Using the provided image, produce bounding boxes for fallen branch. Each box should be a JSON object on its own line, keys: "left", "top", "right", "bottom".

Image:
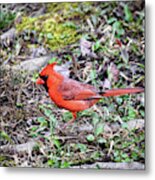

{"left": 12, "top": 55, "right": 52, "bottom": 72}
{"left": 2, "top": 55, "right": 70, "bottom": 77}
{"left": 78, "top": 119, "right": 144, "bottom": 133}
{"left": 72, "top": 162, "right": 145, "bottom": 170}
{"left": 0, "top": 141, "right": 37, "bottom": 155}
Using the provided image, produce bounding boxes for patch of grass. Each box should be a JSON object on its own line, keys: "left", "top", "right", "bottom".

{"left": 0, "top": 9, "right": 16, "bottom": 30}
{"left": 112, "top": 129, "right": 145, "bottom": 162}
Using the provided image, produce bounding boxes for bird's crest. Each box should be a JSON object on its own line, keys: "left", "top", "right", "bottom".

{"left": 39, "top": 62, "right": 57, "bottom": 76}
{"left": 48, "top": 62, "right": 57, "bottom": 69}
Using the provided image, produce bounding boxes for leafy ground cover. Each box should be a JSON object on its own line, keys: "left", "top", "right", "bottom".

{"left": 0, "top": 1, "right": 145, "bottom": 169}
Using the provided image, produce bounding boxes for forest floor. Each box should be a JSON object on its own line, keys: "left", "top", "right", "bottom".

{"left": 0, "top": 2, "right": 145, "bottom": 169}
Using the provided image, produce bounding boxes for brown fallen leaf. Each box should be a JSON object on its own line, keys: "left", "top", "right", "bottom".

{"left": 80, "top": 38, "right": 98, "bottom": 58}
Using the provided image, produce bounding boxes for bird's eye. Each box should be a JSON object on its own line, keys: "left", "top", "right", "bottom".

{"left": 39, "top": 75, "right": 48, "bottom": 82}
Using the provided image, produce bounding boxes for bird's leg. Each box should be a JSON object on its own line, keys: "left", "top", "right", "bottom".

{"left": 63, "top": 112, "right": 77, "bottom": 129}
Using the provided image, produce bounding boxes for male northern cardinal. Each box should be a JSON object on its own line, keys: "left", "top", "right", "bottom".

{"left": 36, "top": 62, "right": 144, "bottom": 126}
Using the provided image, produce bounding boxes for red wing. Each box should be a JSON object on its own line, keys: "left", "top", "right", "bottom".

{"left": 58, "top": 78, "right": 99, "bottom": 100}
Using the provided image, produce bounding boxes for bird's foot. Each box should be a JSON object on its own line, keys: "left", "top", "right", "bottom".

{"left": 62, "top": 112, "right": 77, "bottom": 129}
{"left": 62, "top": 118, "right": 76, "bottom": 129}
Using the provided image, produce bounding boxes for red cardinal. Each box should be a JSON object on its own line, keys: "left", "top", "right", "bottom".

{"left": 36, "top": 62, "right": 144, "bottom": 126}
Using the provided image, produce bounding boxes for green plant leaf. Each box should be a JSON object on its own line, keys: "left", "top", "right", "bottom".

{"left": 92, "top": 112, "right": 100, "bottom": 126}
{"left": 97, "top": 137, "right": 107, "bottom": 144}
{"left": 60, "top": 161, "right": 70, "bottom": 168}
{"left": 124, "top": 5, "right": 133, "bottom": 22}
{"left": 91, "top": 151, "right": 100, "bottom": 159}
{"left": 37, "top": 117, "right": 48, "bottom": 127}
{"left": 113, "top": 21, "right": 124, "bottom": 37}
{"left": 53, "top": 139, "right": 61, "bottom": 149}
{"left": 44, "top": 109, "right": 52, "bottom": 117}
{"left": 128, "top": 107, "right": 136, "bottom": 119}
{"left": 63, "top": 112, "right": 73, "bottom": 122}
{"left": 95, "top": 124, "right": 104, "bottom": 137}
{"left": 49, "top": 114, "right": 57, "bottom": 135}
{"left": 75, "top": 143, "right": 87, "bottom": 152}
{"left": 92, "top": 41, "right": 101, "bottom": 52}
{"left": 86, "top": 134, "right": 95, "bottom": 142}
{"left": 107, "top": 17, "right": 117, "bottom": 24}
{"left": 0, "top": 131, "right": 12, "bottom": 142}
{"left": 122, "top": 122, "right": 128, "bottom": 129}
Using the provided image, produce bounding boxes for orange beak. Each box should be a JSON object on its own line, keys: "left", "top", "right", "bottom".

{"left": 36, "top": 77, "right": 45, "bottom": 85}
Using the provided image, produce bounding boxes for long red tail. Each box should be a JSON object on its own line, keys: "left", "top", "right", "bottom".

{"left": 102, "top": 88, "right": 144, "bottom": 97}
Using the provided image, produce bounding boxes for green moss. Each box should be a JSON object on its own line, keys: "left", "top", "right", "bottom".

{"left": 46, "top": 2, "right": 94, "bottom": 19}
{"left": 16, "top": 14, "right": 80, "bottom": 50}
{"left": 15, "top": 2, "right": 96, "bottom": 50}
{"left": 46, "top": 2, "right": 79, "bottom": 15}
